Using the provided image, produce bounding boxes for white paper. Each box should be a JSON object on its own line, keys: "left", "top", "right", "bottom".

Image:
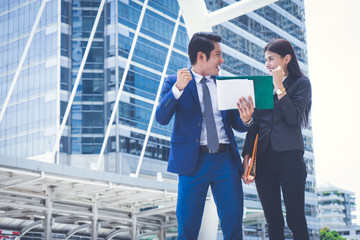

{"left": 216, "top": 79, "right": 255, "bottom": 110}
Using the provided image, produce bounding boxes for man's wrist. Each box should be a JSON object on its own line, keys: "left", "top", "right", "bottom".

{"left": 175, "top": 83, "right": 183, "bottom": 91}
{"left": 242, "top": 117, "right": 253, "bottom": 127}
{"left": 172, "top": 84, "right": 183, "bottom": 99}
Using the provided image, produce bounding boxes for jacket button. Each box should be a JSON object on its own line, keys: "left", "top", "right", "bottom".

{"left": 198, "top": 123, "right": 201, "bottom": 127}
{"left": 196, "top": 139, "right": 199, "bottom": 143}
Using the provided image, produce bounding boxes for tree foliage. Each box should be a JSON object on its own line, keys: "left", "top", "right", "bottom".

{"left": 320, "top": 227, "right": 346, "bottom": 240}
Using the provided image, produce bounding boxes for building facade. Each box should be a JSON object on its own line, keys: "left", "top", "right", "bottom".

{"left": 318, "top": 185, "right": 360, "bottom": 240}
{"left": 0, "top": 0, "right": 318, "bottom": 238}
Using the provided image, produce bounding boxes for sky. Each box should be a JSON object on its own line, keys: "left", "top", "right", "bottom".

{"left": 304, "top": 0, "right": 360, "bottom": 224}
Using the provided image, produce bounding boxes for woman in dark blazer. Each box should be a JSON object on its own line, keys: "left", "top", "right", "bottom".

{"left": 241, "top": 39, "right": 311, "bottom": 240}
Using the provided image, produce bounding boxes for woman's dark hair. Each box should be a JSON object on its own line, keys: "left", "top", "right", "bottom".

{"left": 188, "top": 32, "right": 222, "bottom": 65}
{"left": 265, "top": 39, "right": 311, "bottom": 127}
{"left": 264, "top": 39, "right": 303, "bottom": 78}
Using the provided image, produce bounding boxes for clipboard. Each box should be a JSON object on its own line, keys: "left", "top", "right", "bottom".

{"left": 216, "top": 76, "right": 274, "bottom": 109}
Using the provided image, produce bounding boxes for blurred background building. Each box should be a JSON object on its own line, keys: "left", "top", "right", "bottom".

{"left": 318, "top": 185, "right": 360, "bottom": 240}
{"left": 0, "top": 0, "right": 318, "bottom": 239}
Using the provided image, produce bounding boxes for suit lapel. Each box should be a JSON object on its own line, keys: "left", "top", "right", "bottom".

{"left": 188, "top": 78, "right": 201, "bottom": 111}
{"left": 188, "top": 68, "right": 201, "bottom": 111}
{"left": 283, "top": 75, "right": 295, "bottom": 89}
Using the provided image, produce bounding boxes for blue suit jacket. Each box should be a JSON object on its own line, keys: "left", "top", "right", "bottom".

{"left": 156, "top": 71, "right": 250, "bottom": 176}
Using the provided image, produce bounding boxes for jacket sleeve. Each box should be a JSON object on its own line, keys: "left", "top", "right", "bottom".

{"left": 229, "top": 109, "right": 250, "bottom": 132}
{"left": 156, "top": 76, "right": 179, "bottom": 125}
{"left": 278, "top": 77, "right": 311, "bottom": 126}
{"left": 242, "top": 109, "right": 259, "bottom": 158}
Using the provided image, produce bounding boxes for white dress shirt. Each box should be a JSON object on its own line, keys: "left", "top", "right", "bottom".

{"left": 172, "top": 69, "right": 230, "bottom": 145}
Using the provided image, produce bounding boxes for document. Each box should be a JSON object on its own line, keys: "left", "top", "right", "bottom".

{"left": 216, "top": 76, "right": 274, "bottom": 110}
{"left": 217, "top": 79, "right": 255, "bottom": 110}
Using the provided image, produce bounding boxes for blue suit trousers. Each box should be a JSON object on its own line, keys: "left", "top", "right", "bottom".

{"left": 177, "top": 149, "right": 243, "bottom": 240}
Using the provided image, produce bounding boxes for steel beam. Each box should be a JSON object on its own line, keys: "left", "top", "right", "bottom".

{"left": 177, "top": 0, "right": 279, "bottom": 38}
{"left": 131, "top": 206, "right": 137, "bottom": 240}
{"left": 207, "top": 0, "right": 279, "bottom": 27}
{"left": 176, "top": 0, "right": 211, "bottom": 37}
{"left": 65, "top": 224, "right": 90, "bottom": 240}
{"left": 52, "top": 0, "right": 107, "bottom": 163}
{"left": 91, "top": 195, "right": 99, "bottom": 240}
{"left": 0, "top": 172, "right": 44, "bottom": 190}
{"left": 133, "top": 8, "right": 182, "bottom": 178}
{"left": 95, "top": 0, "right": 150, "bottom": 170}
{"left": 16, "top": 220, "right": 43, "bottom": 240}
{"left": 105, "top": 228, "right": 129, "bottom": 240}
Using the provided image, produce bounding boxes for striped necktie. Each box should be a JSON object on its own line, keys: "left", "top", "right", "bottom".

{"left": 201, "top": 77, "right": 219, "bottom": 152}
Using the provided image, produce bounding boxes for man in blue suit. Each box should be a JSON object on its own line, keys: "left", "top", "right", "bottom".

{"left": 156, "top": 32, "right": 254, "bottom": 239}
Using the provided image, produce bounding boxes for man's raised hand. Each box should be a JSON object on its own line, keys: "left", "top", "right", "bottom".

{"left": 176, "top": 68, "right": 192, "bottom": 91}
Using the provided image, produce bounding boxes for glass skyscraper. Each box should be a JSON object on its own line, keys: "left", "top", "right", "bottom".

{"left": 0, "top": 0, "right": 318, "bottom": 238}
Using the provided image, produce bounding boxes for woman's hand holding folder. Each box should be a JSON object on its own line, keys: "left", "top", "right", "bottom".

{"left": 241, "top": 134, "right": 258, "bottom": 184}
{"left": 242, "top": 154, "right": 255, "bottom": 184}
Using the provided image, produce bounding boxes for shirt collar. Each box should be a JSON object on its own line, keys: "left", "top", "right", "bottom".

{"left": 191, "top": 69, "right": 214, "bottom": 84}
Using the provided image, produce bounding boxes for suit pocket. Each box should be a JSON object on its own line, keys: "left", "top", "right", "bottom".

{"left": 171, "top": 134, "right": 186, "bottom": 144}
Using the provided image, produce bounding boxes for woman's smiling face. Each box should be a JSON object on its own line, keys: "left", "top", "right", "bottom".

{"left": 265, "top": 50, "right": 288, "bottom": 74}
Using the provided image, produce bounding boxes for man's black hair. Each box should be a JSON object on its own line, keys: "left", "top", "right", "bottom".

{"left": 188, "top": 32, "right": 222, "bottom": 65}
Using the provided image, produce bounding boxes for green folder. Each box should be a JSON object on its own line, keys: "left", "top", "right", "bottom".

{"left": 216, "top": 76, "right": 274, "bottom": 109}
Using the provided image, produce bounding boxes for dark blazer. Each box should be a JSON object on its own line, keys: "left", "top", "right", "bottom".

{"left": 156, "top": 71, "right": 250, "bottom": 175}
{"left": 242, "top": 75, "right": 311, "bottom": 157}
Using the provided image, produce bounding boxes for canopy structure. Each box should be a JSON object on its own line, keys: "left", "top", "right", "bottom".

{"left": 0, "top": 156, "right": 178, "bottom": 239}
